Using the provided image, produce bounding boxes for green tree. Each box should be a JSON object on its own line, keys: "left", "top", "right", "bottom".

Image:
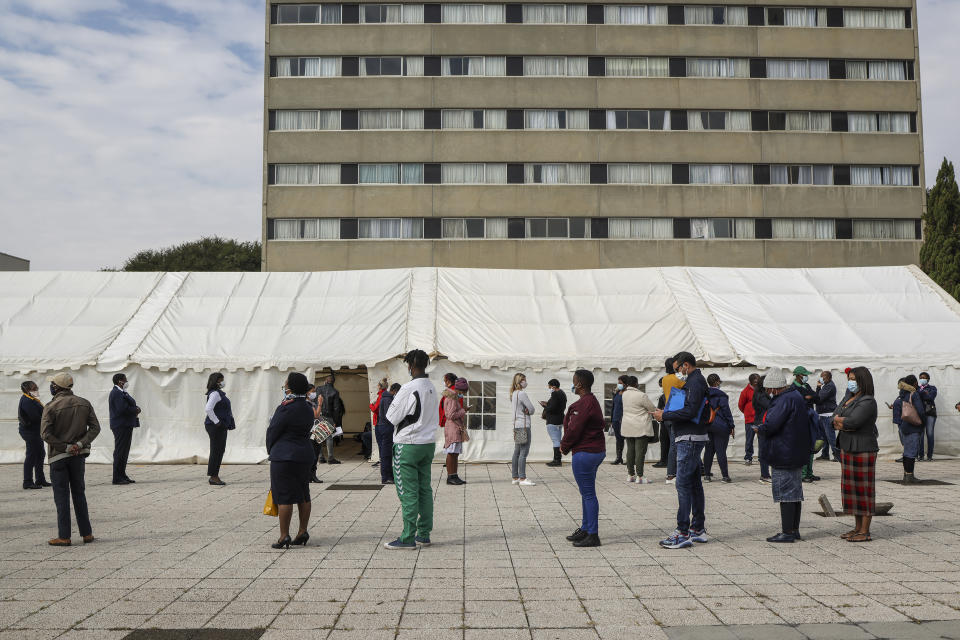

{"left": 920, "top": 159, "right": 960, "bottom": 300}
{"left": 108, "top": 237, "right": 262, "bottom": 272}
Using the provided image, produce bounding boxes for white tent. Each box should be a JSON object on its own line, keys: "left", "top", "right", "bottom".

{"left": 2, "top": 266, "right": 959, "bottom": 465}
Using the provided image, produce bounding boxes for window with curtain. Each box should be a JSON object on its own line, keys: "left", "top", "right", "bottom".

{"left": 321, "top": 4, "right": 342, "bottom": 23}
{"left": 359, "top": 109, "right": 402, "bottom": 129}
{"left": 783, "top": 7, "right": 820, "bottom": 27}
{"left": 608, "top": 164, "right": 651, "bottom": 184}
{"left": 485, "top": 110, "right": 507, "bottom": 129}
{"left": 485, "top": 218, "right": 508, "bottom": 238}
{"left": 525, "top": 164, "right": 566, "bottom": 184}
{"left": 274, "top": 110, "right": 318, "bottom": 130}
{"left": 360, "top": 4, "right": 402, "bottom": 23}
{"left": 360, "top": 56, "right": 402, "bottom": 76}
{"left": 606, "top": 57, "right": 648, "bottom": 77}
{"left": 282, "top": 218, "right": 338, "bottom": 240}
{"left": 403, "top": 109, "right": 424, "bottom": 129}
{"left": 566, "top": 110, "right": 589, "bottom": 130}
{"left": 441, "top": 4, "right": 504, "bottom": 23}
{"left": 405, "top": 57, "right": 424, "bottom": 77}
{"left": 443, "top": 109, "right": 485, "bottom": 129}
{"left": 484, "top": 56, "right": 506, "bottom": 76}
{"left": 566, "top": 4, "right": 587, "bottom": 23}
{"left": 608, "top": 218, "right": 673, "bottom": 239}
{"left": 604, "top": 5, "right": 668, "bottom": 25}
{"left": 358, "top": 218, "right": 424, "bottom": 239}
{"left": 684, "top": 6, "right": 714, "bottom": 25}
{"left": 358, "top": 163, "right": 400, "bottom": 183}
{"left": 770, "top": 165, "right": 813, "bottom": 185}
{"left": 275, "top": 164, "right": 320, "bottom": 185}
{"left": 650, "top": 110, "right": 671, "bottom": 130}
{"left": 884, "top": 9, "right": 906, "bottom": 29}
{"left": 274, "top": 57, "right": 341, "bottom": 77}
{"left": 845, "top": 8, "right": 904, "bottom": 29}
{"left": 403, "top": 4, "right": 424, "bottom": 22}
{"left": 442, "top": 56, "right": 485, "bottom": 76}
{"left": 884, "top": 166, "right": 913, "bottom": 186}
{"left": 273, "top": 219, "right": 302, "bottom": 239}
{"left": 767, "top": 59, "right": 826, "bottom": 79}
{"left": 524, "top": 56, "right": 567, "bottom": 76}
{"left": 846, "top": 60, "right": 868, "bottom": 80}
{"left": 813, "top": 165, "right": 833, "bottom": 185}
{"left": 485, "top": 164, "right": 508, "bottom": 183}
{"left": 852, "top": 219, "right": 914, "bottom": 239}
{"left": 442, "top": 163, "right": 486, "bottom": 184}
{"left": 442, "top": 218, "right": 486, "bottom": 239}
{"left": 686, "top": 58, "right": 749, "bottom": 78}
{"left": 848, "top": 112, "right": 878, "bottom": 133}
{"left": 691, "top": 218, "right": 747, "bottom": 239}
{"left": 526, "top": 218, "right": 570, "bottom": 238}
{"left": 525, "top": 110, "right": 565, "bottom": 129}
{"left": 810, "top": 112, "right": 831, "bottom": 131}
{"left": 851, "top": 166, "right": 882, "bottom": 186}
{"left": 401, "top": 163, "right": 424, "bottom": 184}
{"left": 523, "top": 4, "right": 566, "bottom": 23}
{"left": 772, "top": 219, "right": 835, "bottom": 239}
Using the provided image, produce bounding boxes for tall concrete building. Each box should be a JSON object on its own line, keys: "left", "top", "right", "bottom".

{"left": 262, "top": 1, "right": 924, "bottom": 271}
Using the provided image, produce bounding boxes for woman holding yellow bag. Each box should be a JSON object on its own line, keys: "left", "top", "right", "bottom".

{"left": 266, "top": 372, "right": 315, "bottom": 549}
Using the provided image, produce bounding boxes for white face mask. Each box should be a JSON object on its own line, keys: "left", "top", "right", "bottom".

{"left": 218, "top": 382, "right": 225, "bottom": 390}
{"left": 520, "top": 380, "right": 527, "bottom": 389}
{"left": 308, "top": 391, "right": 317, "bottom": 400}
{"left": 122, "top": 382, "right": 130, "bottom": 390}
{"left": 676, "top": 370, "right": 687, "bottom": 382}
{"left": 919, "top": 379, "right": 929, "bottom": 386}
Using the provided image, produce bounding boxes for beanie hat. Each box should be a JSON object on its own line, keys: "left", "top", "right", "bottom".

{"left": 763, "top": 368, "right": 788, "bottom": 389}
{"left": 454, "top": 377, "right": 469, "bottom": 391}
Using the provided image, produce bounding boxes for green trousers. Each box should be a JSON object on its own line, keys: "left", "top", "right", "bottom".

{"left": 625, "top": 437, "right": 648, "bottom": 477}
{"left": 801, "top": 453, "right": 815, "bottom": 479}
{"left": 393, "top": 442, "right": 435, "bottom": 544}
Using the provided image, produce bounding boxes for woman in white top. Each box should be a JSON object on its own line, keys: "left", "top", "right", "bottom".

{"left": 620, "top": 376, "right": 657, "bottom": 484}
{"left": 510, "top": 373, "right": 537, "bottom": 486}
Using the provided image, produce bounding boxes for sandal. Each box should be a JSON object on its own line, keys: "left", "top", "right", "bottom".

{"left": 840, "top": 529, "right": 859, "bottom": 539}
{"left": 846, "top": 532, "right": 872, "bottom": 542}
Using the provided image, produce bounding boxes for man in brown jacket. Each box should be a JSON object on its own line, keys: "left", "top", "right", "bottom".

{"left": 40, "top": 372, "right": 101, "bottom": 546}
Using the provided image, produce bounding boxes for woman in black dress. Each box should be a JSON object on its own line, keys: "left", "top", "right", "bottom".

{"left": 266, "top": 372, "right": 315, "bottom": 549}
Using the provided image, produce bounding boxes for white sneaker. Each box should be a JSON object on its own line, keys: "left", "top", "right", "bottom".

{"left": 665, "top": 477, "right": 676, "bottom": 484}
{"left": 519, "top": 479, "right": 536, "bottom": 486}
{"left": 637, "top": 477, "right": 651, "bottom": 484}
{"left": 627, "top": 476, "right": 636, "bottom": 484}
{"left": 512, "top": 479, "right": 520, "bottom": 485}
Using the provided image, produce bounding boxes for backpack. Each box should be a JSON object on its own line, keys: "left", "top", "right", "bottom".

{"left": 806, "top": 407, "right": 825, "bottom": 454}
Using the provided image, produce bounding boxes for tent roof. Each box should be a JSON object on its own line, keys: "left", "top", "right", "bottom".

{"left": 1, "top": 265, "right": 959, "bottom": 373}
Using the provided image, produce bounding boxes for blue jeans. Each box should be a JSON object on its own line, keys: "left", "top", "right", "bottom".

{"left": 819, "top": 415, "right": 839, "bottom": 459}
{"left": 572, "top": 451, "right": 605, "bottom": 534}
{"left": 744, "top": 424, "right": 756, "bottom": 461}
{"left": 918, "top": 416, "right": 936, "bottom": 459}
{"left": 675, "top": 440, "right": 706, "bottom": 534}
{"left": 546, "top": 424, "right": 563, "bottom": 448}
{"left": 666, "top": 424, "right": 677, "bottom": 477}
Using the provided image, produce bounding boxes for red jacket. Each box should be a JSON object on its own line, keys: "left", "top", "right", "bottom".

{"left": 369, "top": 388, "right": 384, "bottom": 427}
{"left": 438, "top": 384, "right": 460, "bottom": 426}
{"left": 738, "top": 385, "right": 756, "bottom": 425}
{"left": 560, "top": 394, "right": 606, "bottom": 455}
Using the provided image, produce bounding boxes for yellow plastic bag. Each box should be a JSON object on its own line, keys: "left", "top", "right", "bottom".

{"left": 263, "top": 490, "right": 278, "bottom": 517}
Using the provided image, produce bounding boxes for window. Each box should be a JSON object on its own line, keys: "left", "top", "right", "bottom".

{"left": 852, "top": 220, "right": 916, "bottom": 239}
{"left": 467, "top": 381, "right": 497, "bottom": 430}
{"left": 271, "top": 164, "right": 339, "bottom": 185}
{"left": 768, "top": 7, "right": 827, "bottom": 27}
{"left": 525, "top": 109, "right": 578, "bottom": 129}
{"left": 442, "top": 218, "right": 485, "bottom": 238}
{"left": 522, "top": 4, "right": 565, "bottom": 23}
{"left": 524, "top": 56, "right": 587, "bottom": 77}
{"left": 604, "top": 5, "right": 668, "bottom": 25}
{"left": 686, "top": 110, "right": 751, "bottom": 131}
{"left": 848, "top": 112, "right": 912, "bottom": 133}
{"left": 683, "top": 6, "right": 747, "bottom": 26}
{"left": 272, "top": 110, "right": 340, "bottom": 130}
{"left": 526, "top": 218, "right": 570, "bottom": 238}
{"left": 359, "top": 109, "right": 403, "bottom": 129}
{"left": 608, "top": 218, "right": 673, "bottom": 239}
{"left": 441, "top": 56, "right": 503, "bottom": 76}
{"left": 689, "top": 164, "right": 752, "bottom": 184}
{"left": 844, "top": 8, "right": 907, "bottom": 29}
{"left": 361, "top": 4, "right": 402, "bottom": 23}
{"left": 524, "top": 164, "right": 589, "bottom": 184}
{"left": 768, "top": 111, "right": 830, "bottom": 132}
{"left": 441, "top": 163, "right": 507, "bottom": 184}
{"left": 690, "top": 218, "right": 754, "bottom": 239}
{"left": 442, "top": 4, "right": 505, "bottom": 23}
{"left": 771, "top": 219, "right": 836, "bottom": 239}
{"left": 851, "top": 166, "right": 913, "bottom": 186}
{"left": 360, "top": 56, "right": 403, "bottom": 76}
{"left": 443, "top": 109, "right": 485, "bottom": 129}
{"left": 766, "top": 59, "right": 828, "bottom": 79}
{"left": 274, "top": 4, "right": 342, "bottom": 24}
{"left": 686, "top": 58, "right": 749, "bottom": 78}
{"left": 358, "top": 218, "right": 424, "bottom": 239}
{"left": 607, "top": 164, "right": 672, "bottom": 184}
{"left": 272, "top": 218, "right": 340, "bottom": 240}
{"left": 606, "top": 57, "right": 669, "bottom": 77}
{"left": 273, "top": 57, "right": 340, "bottom": 77}
{"left": 846, "top": 60, "right": 908, "bottom": 80}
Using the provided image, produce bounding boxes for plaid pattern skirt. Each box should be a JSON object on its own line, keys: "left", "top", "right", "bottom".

{"left": 840, "top": 451, "right": 877, "bottom": 515}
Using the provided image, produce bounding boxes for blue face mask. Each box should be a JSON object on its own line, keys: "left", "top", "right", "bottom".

{"left": 571, "top": 385, "right": 577, "bottom": 394}
{"left": 616, "top": 383, "right": 624, "bottom": 391}
{"left": 847, "top": 380, "right": 858, "bottom": 394}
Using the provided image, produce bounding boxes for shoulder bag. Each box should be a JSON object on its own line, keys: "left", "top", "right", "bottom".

{"left": 513, "top": 393, "right": 529, "bottom": 444}
{"left": 900, "top": 393, "right": 922, "bottom": 427}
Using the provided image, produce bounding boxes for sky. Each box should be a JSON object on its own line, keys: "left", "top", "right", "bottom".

{"left": 0, "top": 0, "right": 956, "bottom": 271}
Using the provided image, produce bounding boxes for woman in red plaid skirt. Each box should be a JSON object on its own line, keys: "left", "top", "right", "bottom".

{"left": 833, "top": 367, "right": 879, "bottom": 542}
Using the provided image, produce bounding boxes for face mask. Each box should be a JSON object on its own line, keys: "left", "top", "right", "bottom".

{"left": 308, "top": 392, "right": 317, "bottom": 400}
{"left": 218, "top": 382, "right": 225, "bottom": 390}
{"left": 676, "top": 372, "right": 687, "bottom": 382}
{"left": 520, "top": 380, "right": 527, "bottom": 389}
{"left": 571, "top": 385, "right": 577, "bottom": 394}
{"left": 50, "top": 384, "right": 58, "bottom": 396}
{"left": 920, "top": 379, "right": 929, "bottom": 386}
{"left": 29, "top": 389, "right": 39, "bottom": 398}
{"left": 801, "top": 375, "right": 809, "bottom": 383}
{"left": 847, "top": 380, "right": 858, "bottom": 394}
{"left": 616, "top": 383, "right": 624, "bottom": 391}
{"left": 817, "top": 377, "right": 824, "bottom": 386}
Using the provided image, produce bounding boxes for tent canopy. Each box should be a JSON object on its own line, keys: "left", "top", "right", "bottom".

{"left": 2, "top": 265, "right": 960, "bottom": 374}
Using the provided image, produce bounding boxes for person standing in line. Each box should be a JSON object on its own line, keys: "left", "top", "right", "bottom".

{"left": 510, "top": 373, "right": 537, "bottom": 486}
{"left": 916, "top": 372, "right": 937, "bottom": 461}
{"left": 562, "top": 369, "right": 607, "bottom": 547}
{"left": 368, "top": 378, "right": 387, "bottom": 464}
{"left": 738, "top": 374, "right": 759, "bottom": 465}
{"left": 791, "top": 367, "right": 819, "bottom": 484}
{"left": 756, "top": 368, "right": 811, "bottom": 543}
{"left": 41, "top": 373, "right": 100, "bottom": 546}
{"left": 317, "top": 373, "right": 344, "bottom": 464}
{"left": 18, "top": 381, "right": 50, "bottom": 490}
{"left": 814, "top": 371, "right": 839, "bottom": 462}
{"left": 620, "top": 376, "right": 657, "bottom": 484}
{"left": 661, "top": 359, "right": 686, "bottom": 483}
{"left": 204, "top": 372, "right": 233, "bottom": 486}
{"left": 702, "top": 374, "right": 734, "bottom": 483}
{"left": 652, "top": 379, "right": 668, "bottom": 468}
{"left": 441, "top": 377, "right": 469, "bottom": 485}
{"left": 609, "top": 375, "right": 627, "bottom": 465}
{"left": 109, "top": 373, "right": 141, "bottom": 485}
{"left": 384, "top": 349, "right": 440, "bottom": 550}
{"left": 752, "top": 376, "right": 773, "bottom": 484}
{"left": 653, "top": 352, "right": 710, "bottom": 549}
{"left": 266, "top": 372, "right": 315, "bottom": 549}
{"left": 438, "top": 372, "right": 457, "bottom": 429}
{"left": 892, "top": 374, "right": 926, "bottom": 484}
{"left": 540, "top": 379, "right": 567, "bottom": 467}
{"left": 833, "top": 367, "right": 879, "bottom": 542}
{"left": 305, "top": 385, "right": 324, "bottom": 484}
{"left": 376, "top": 383, "right": 400, "bottom": 484}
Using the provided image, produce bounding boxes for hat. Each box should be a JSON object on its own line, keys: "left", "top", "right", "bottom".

{"left": 454, "top": 377, "right": 469, "bottom": 391}
{"left": 763, "top": 368, "right": 788, "bottom": 389}
{"left": 47, "top": 372, "right": 74, "bottom": 388}
{"left": 792, "top": 366, "right": 812, "bottom": 376}
{"left": 844, "top": 367, "right": 852, "bottom": 375}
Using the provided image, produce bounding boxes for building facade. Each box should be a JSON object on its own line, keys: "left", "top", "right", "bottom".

{"left": 0, "top": 252, "right": 29, "bottom": 271}
{"left": 261, "top": 1, "right": 924, "bottom": 271}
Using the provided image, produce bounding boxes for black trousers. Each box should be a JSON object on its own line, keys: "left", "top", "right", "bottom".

{"left": 360, "top": 431, "right": 372, "bottom": 459}
{"left": 50, "top": 456, "right": 92, "bottom": 539}
{"left": 375, "top": 426, "right": 394, "bottom": 482}
{"left": 657, "top": 420, "right": 672, "bottom": 464}
{"left": 112, "top": 426, "right": 133, "bottom": 482}
{"left": 205, "top": 423, "right": 228, "bottom": 476}
{"left": 19, "top": 429, "right": 46, "bottom": 485}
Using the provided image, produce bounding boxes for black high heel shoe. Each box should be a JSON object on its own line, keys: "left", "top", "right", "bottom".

{"left": 271, "top": 535, "right": 291, "bottom": 550}
{"left": 291, "top": 531, "right": 310, "bottom": 546}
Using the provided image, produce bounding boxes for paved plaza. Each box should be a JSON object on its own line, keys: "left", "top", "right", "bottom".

{"left": 1, "top": 453, "right": 960, "bottom": 640}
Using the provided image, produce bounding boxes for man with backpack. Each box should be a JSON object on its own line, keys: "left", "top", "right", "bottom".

{"left": 653, "top": 351, "right": 709, "bottom": 549}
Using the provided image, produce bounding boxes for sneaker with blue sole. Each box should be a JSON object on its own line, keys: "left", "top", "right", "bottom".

{"left": 415, "top": 536, "right": 431, "bottom": 547}
{"left": 689, "top": 528, "right": 709, "bottom": 543}
{"left": 659, "top": 530, "right": 693, "bottom": 549}
{"left": 384, "top": 538, "right": 417, "bottom": 550}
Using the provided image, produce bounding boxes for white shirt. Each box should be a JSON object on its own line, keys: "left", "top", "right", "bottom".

{"left": 511, "top": 389, "right": 535, "bottom": 429}
{"left": 205, "top": 390, "right": 222, "bottom": 424}
{"left": 386, "top": 375, "right": 440, "bottom": 445}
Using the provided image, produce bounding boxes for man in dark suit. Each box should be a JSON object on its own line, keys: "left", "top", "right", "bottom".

{"left": 109, "top": 373, "right": 141, "bottom": 485}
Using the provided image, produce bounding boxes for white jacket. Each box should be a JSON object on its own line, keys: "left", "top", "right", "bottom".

{"left": 511, "top": 389, "right": 536, "bottom": 429}
{"left": 386, "top": 376, "right": 440, "bottom": 445}
{"left": 620, "top": 387, "right": 657, "bottom": 438}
